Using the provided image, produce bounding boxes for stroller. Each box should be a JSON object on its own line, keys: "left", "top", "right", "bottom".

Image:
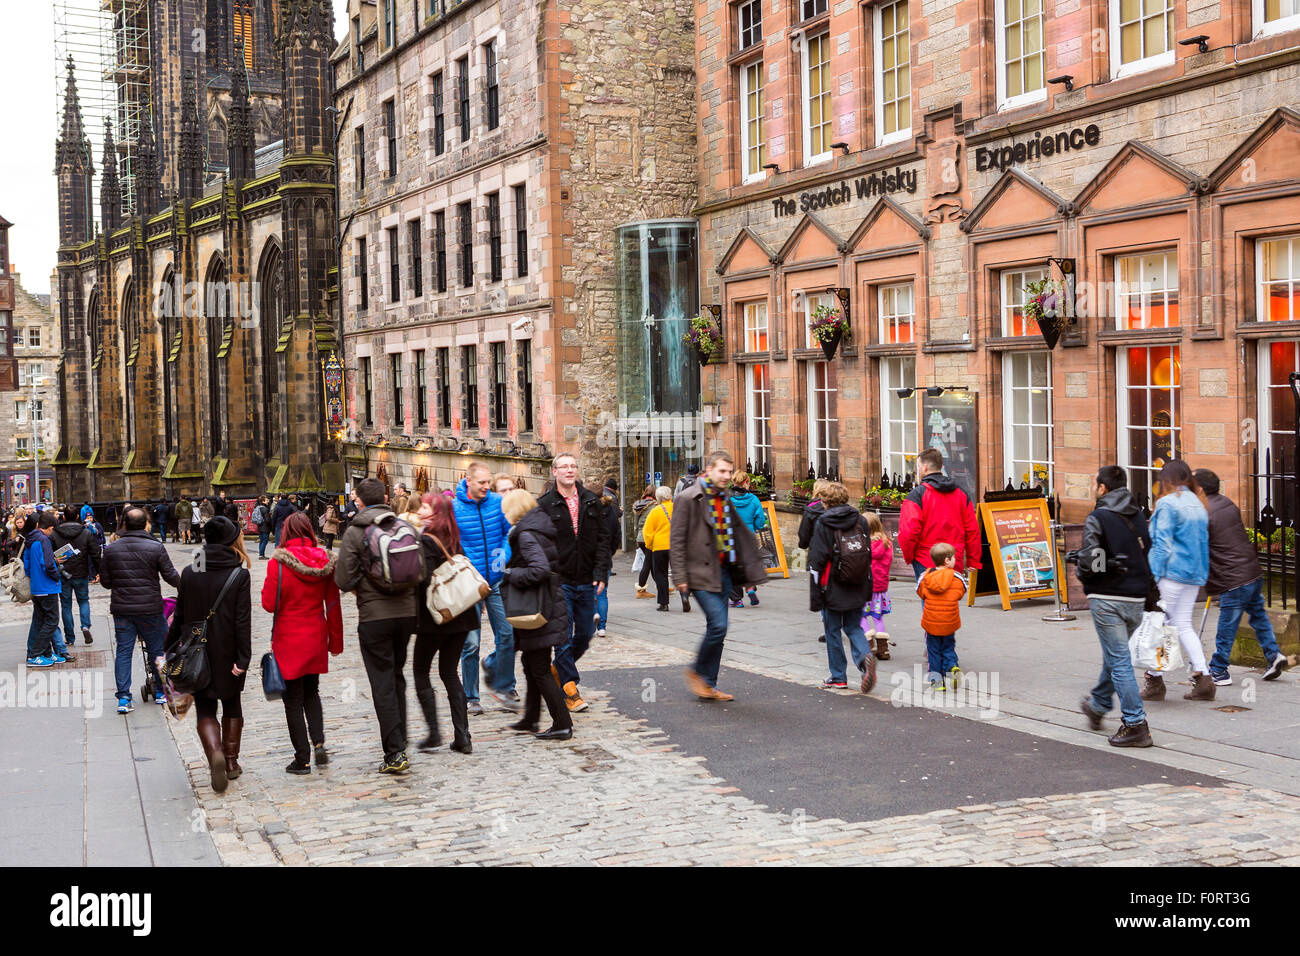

{"left": 149, "top": 596, "right": 193, "bottom": 719}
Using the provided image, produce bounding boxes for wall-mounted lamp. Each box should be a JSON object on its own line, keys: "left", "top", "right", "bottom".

{"left": 1048, "top": 75, "right": 1074, "bottom": 92}
{"left": 762, "top": 163, "right": 780, "bottom": 174}
{"left": 830, "top": 142, "right": 850, "bottom": 155}
{"left": 457, "top": 442, "right": 470, "bottom": 455}
{"left": 895, "top": 387, "right": 916, "bottom": 399}
{"left": 1178, "top": 35, "right": 1210, "bottom": 54}
{"left": 926, "top": 385, "right": 971, "bottom": 397}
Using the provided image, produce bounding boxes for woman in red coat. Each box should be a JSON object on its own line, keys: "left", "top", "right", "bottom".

{"left": 262, "top": 511, "right": 343, "bottom": 775}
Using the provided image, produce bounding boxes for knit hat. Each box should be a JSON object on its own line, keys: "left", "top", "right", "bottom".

{"left": 203, "top": 515, "right": 240, "bottom": 546}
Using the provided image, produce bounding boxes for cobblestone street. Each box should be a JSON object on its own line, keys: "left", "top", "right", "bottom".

{"left": 133, "top": 546, "right": 1300, "bottom": 866}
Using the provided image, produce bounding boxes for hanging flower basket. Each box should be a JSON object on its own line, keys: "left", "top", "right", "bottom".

{"left": 809, "top": 304, "right": 851, "bottom": 359}
{"left": 1022, "top": 278, "right": 1065, "bottom": 329}
{"left": 683, "top": 312, "right": 723, "bottom": 365}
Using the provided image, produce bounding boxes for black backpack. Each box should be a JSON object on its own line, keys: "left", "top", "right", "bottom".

{"left": 832, "top": 522, "right": 871, "bottom": 585}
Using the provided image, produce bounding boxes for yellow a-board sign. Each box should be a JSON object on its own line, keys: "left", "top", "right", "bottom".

{"left": 971, "top": 498, "right": 1066, "bottom": 610}
{"left": 757, "top": 499, "right": 789, "bottom": 578}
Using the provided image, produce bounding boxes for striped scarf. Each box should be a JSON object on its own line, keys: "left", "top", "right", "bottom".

{"left": 699, "top": 476, "right": 737, "bottom": 565}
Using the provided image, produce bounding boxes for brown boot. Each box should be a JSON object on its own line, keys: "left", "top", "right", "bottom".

{"left": 197, "top": 717, "right": 228, "bottom": 794}
{"left": 1139, "top": 673, "right": 1166, "bottom": 701}
{"left": 874, "top": 634, "right": 891, "bottom": 661}
{"left": 222, "top": 716, "right": 244, "bottom": 780}
{"left": 1184, "top": 672, "right": 1217, "bottom": 701}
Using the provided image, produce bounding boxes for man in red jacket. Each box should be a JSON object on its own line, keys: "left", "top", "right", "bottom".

{"left": 897, "top": 448, "right": 982, "bottom": 580}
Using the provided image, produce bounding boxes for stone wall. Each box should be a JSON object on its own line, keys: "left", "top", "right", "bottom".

{"left": 0, "top": 276, "right": 61, "bottom": 504}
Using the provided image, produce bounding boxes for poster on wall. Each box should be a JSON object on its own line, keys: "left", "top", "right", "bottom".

{"left": 757, "top": 500, "right": 789, "bottom": 578}
{"left": 920, "top": 390, "right": 977, "bottom": 503}
{"left": 972, "top": 498, "right": 1064, "bottom": 610}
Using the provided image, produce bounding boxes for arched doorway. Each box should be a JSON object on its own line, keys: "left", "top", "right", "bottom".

{"left": 205, "top": 255, "right": 229, "bottom": 457}
{"left": 257, "top": 240, "right": 284, "bottom": 461}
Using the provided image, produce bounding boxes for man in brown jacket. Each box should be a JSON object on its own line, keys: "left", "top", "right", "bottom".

{"left": 1194, "top": 469, "right": 1289, "bottom": 685}
{"left": 669, "top": 450, "right": 767, "bottom": 700}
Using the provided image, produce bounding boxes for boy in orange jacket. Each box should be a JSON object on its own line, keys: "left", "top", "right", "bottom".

{"left": 915, "top": 542, "right": 968, "bottom": 691}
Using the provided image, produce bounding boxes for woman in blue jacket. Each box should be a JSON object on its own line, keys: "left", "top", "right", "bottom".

{"left": 1143, "top": 460, "right": 1213, "bottom": 702}
{"left": 728, "top": 473, "right": 768, "bottom": 608}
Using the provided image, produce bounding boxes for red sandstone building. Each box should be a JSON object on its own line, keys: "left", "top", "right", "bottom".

{"left": 694, "top": 0, "right": 1300, "bottom": 519}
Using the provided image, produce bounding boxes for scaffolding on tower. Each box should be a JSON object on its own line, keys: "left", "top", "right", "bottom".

{"left": 53, "top": 0, "right": 154, "bottom": 222}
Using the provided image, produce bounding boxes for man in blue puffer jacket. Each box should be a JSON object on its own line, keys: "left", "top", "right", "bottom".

{"left": 26, "top": 511, "right": 73, "bottom": 667}
{"left": 453, "top": 462, "right": 517, "bottom": 713}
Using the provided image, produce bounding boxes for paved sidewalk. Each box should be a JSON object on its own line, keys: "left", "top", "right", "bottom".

{"left": 0, "top": 611, "right": 220, "bottom": 866}
{"left": 611, "top": 559, "right": 1300, "bottom": 797}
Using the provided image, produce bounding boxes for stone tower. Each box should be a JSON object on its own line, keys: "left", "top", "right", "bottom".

{"left": 275, "top": 0, "right": 341, "bottom": 491}
{"left": 100, "top": 119, "right": 121, "bottom": 234}
{"left": 55, "top": 57, "right": 93, "bottom": 248}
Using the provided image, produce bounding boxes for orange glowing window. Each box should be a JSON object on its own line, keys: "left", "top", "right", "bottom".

{"left": 1259, "top": 236, "right": 1300, "bottom": 322}
{"left": 1116, "top": 251, "right": 1179, "bottom": 330}
{"left": 1002, "top": 268, "right": 1046, "bottom": 337}
{"left": 233, "top": 4, "right": 254, "bottom": 71}
{"left": 743, "top": 301, "right": 769, "bottom": 352}
{"left": 878, "top": 282, "right": 914, "bottom": 344}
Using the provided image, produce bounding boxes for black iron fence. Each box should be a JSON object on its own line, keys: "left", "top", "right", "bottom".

{"left": 1250, "top": 445, "right": 1299, "bottom": 611}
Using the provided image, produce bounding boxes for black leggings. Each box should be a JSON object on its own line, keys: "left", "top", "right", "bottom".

{"left": 283, "top": 674, "right": 324, "bottom": 762}
{"left": 194, "top": 694, "right": 243, "bottom": 720}
{"left": 413, "top": 630, "right": 465, "bottom": 694}
{"left": 651, "top": 550, "right": 671, "bottom": 606}
{"left": 637, "top": 545, "right": 653, "bottom": 588}
{"left": 521, "top": 647, "right": 571, "bottom": 731}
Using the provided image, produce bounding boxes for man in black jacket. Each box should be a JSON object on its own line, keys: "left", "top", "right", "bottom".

{"left": 272, "top": 494, "right": 297, "bottom": 545}
{"left": 99, "top": 507, "right": 182, "bottom": 713}
{"left": 1076, "top": 466, "right": 1154, "bottom": 748}
{"left": 51, "top": 516, "right": 101, "bottom": 646}
{"left": 1195, "top": 469, "right": 1289, "bottom": 685}
{"left": 536, "top": 453, "right": 611, "bottom": 712}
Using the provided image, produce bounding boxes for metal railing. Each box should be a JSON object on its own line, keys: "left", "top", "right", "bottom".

{"left": 1249, "top": 445, "right": 1299, "bottom": 611}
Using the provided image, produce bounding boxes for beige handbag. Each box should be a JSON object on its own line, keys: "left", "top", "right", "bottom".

{"left": 423, "top": 533, "right": 490, "bottom": 624}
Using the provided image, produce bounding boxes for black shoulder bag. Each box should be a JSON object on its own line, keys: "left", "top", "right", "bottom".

{"left": 162, "top": 568, "right": 242, "bottom": 695}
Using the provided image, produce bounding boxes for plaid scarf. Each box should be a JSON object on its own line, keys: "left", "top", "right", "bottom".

{"left": 698, "top": 476, "right": 738, "bottom": 565}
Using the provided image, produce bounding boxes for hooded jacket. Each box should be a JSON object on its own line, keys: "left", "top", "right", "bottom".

{"left": 1078, "top": 487, "right": 1152, "bottom": 602}
{"left": 453, "top": 479, "right": 511, "bottom": 586}
{"left": 501, "top": 507, "right": 569, "bottom": 652}
{"left": 807, "top": 505, "right": 874, "bottom": 612}
{"left": 632, "top": 497, "right": 655, "bottom": 543}
{"left": 333, "top": 504, "right": 418, "bottom": 623}
{"left": 537, "top": 483, "right": 611, "bottom": 585}
{"left": 871, "top": 536, "right": 894, "bottom": 594}
{"left": 1148, "top": 488, "right": 1209, "bottom": 586}
{"left": 23, "top": 530, "right": 61, "bottom": 597}
{"left": 174, "top": 499, "right": 192, "bottom": 525}
{"left": 271, "top": 498, "right": 297, "bottom": 538}
{"left": 51, "top": 521, "right": 100, "bottom": 579}
{"left": 165, "top": 544, "right": 250, "bottom": 700}
{"left": 797, "top": 498, "right": 825, "bottom": 550}
{"left": 729, "top": 492, "right": 768, "bottom": 534}
{"left": 916, "top": 566, "right": 967, "bottom": 636}
{"left": 98, "top": 529, "right": 181, "bottom": 616}
{"left": 1202, "top": 493, "right": 1261, "bottom": 596}
{"left": 898, "top": 473, "right": 982, "bottom": 572}
{"left": 262, "top": 537, "right": 343, "bottom": 680}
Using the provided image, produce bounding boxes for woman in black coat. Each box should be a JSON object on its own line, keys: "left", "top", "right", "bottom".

{"left": 413, "top": 492, "right": 477, "bottom": 755}
{"left": 165, "top": 516, "right": 252, "bottom": 794}
{"left": 499, "top": 490, "right": 573, "bottom": 740}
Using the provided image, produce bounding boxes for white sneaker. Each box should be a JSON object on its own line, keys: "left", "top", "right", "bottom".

{"left": 1263, "top": 653, "right": 1289, "bottom": 681}
{"left": 597, "top": 628, "right": 606, "bottom": 638}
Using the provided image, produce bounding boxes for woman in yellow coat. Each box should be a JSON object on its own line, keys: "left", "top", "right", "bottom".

{"left": 641, "top": 486, "right": 683, "bottom": 612}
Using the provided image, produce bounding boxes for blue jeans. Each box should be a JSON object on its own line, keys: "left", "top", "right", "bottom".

{"left": 690, "top": 566, "right": 732, "bottom": 687}
{"left": 155, "top": 518, "right": 167, "bottom": 541}
{"left": 824, "top": 607, "right": 871, "bottom": 682}
{"left": 113, "top": 614, "right": 167, "bottom": 701}
{"left": 60, "top": 576, "right": 91, "bottom": 643}
{"left": 595, "top": 571, "right": 610, "bottom": 630}
{"left": 1208, "top": 578, "right": 1282, "bottom": 675}
{"left": 28, "top": 595, "right": 65, "bottom": 658}
{"left": 258, "top": 528, "right": 271, "bottom": 557}
{"left": 554, "top": 583, "right": 596, "bottom": 687}
{"left": 466, "top": 583, "right": 513, "bottom": 699}
{"left": 925, "top": 633, "right": 958, "bottom": 679}
{"left": 1088, "top": 598, "right": 1147, "bottom": 726}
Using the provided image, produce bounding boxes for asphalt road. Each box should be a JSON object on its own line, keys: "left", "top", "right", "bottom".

{"left": 585, "top": 665, "right": 1222, "bottom": 823}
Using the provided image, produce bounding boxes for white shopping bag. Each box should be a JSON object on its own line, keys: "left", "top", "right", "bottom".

{"left": 1129, "top": 606, "right": 1185, "bottom": 673}
{"left": 630, "top": 548, "right": 645, "bottom": 573}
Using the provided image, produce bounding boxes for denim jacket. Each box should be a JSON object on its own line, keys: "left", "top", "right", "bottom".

{"left": 1147, "top": 488, "right": 1209, "bottom": 586}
